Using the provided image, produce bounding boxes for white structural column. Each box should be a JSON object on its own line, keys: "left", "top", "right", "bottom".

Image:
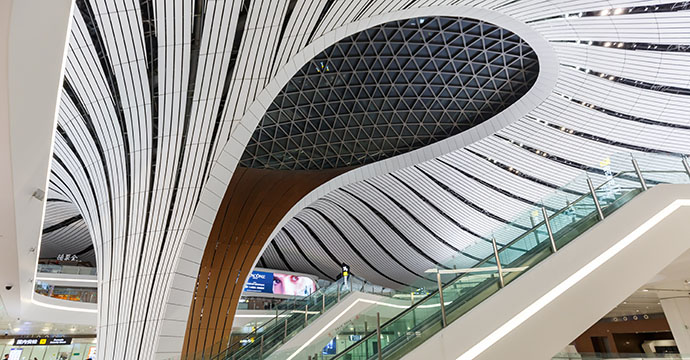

{"left": 659, "top": 292, "right": 690, "bottom": 354}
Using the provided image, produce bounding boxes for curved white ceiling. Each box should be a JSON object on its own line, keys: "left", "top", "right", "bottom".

{"left": 254, "top": 1, "right": 690, "bottom": 290}
{"left": 40, "top": 190, "right": 95, "bottom": 265}
{"left": 40, "top": 0, "right": 690, "bottom": 358}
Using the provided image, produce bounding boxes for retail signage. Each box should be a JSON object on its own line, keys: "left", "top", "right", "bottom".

{"left": 87, "top": 346, "right": 97, "bottom": 358}
{"left": 341, "top": 263, "right": 350, "bottom": 277}
{"left": 13, "top": 336, "right": 72, "bottom": 346}
{"left": 56, "top": 253, "right": 79, "bottom": 261}
{"left": 8, "top": 349, "right": 21, "bottom": 360}
{"left": 88, "top": 346, "right": 97, "bottom": 358}
{"left": 243, "top": 271, "right": 316, "bottom": 296}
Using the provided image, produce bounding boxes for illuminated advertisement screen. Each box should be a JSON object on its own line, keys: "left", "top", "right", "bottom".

{"left": 243, "top": 271, "right": 316, "bottom": 296}
{"left": 243, "top": 271, "right": 273, "bottom": 293}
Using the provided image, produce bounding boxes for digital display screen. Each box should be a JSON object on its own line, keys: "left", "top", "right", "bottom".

{"left": 243, "top": 271, "right": 316, "bottom": 296}
{"left": 243, "top": 271, "right": 274, "bottom": 293}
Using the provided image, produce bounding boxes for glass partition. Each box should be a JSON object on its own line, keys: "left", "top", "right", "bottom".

{"left": 34, "top": 281, "right": 98, "bottom": 303}
{"left": 36, "top": 263, "right": 97, "bottom": 276}
{"left": 330, "top": 153, "right": 690, "bottom": 360}
{"left": 208, "top": 275, "right": 414, "bottom": 360}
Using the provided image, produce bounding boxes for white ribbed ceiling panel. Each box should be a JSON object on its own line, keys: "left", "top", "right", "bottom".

{"left": 39, "top": 0, "right": 690, "bottom": 358}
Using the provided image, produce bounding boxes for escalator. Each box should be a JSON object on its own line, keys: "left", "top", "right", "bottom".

{"left": 329, "top": 157, "right": 690, "bottom": 360}
{"left": 210, "top": 276, "right": 417, "bottom": 360}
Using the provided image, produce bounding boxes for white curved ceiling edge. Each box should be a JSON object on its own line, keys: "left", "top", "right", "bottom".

{"left": 239, "top": 5, "right": 558, "bottom": 287}
{"left": 2, "top": 0, "right": 95, "bottom": 325}
{"left": 32, "top": 294, "right": 97, "bottom": 315}
{"left": 161, "top": 4, "right": 558, "bottom": 356}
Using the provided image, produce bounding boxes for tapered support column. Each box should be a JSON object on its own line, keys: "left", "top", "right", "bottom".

{"left": 659, "top": 292, "right": 690, "bottom": 354}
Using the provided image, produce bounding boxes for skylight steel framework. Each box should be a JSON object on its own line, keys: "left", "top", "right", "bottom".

{"left": 240, "top": 17, "right": 539, "bottom": 170}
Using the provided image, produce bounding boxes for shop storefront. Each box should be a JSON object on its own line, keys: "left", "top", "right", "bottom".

{"left": 0, "top": 337, "right": 96, "bottom": 360}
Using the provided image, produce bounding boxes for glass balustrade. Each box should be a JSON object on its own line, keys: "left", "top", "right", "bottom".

{"left": 330, "top": 153, "right": 690, "bottom": 360}
{"left": 34, "top": 280, "right": 98, "bottom": 303}
{"left": 37, "top": 263, "right": 98, "bottom": 276}
{"left": 203, "top": 276, "right": 414, "bottom": 360}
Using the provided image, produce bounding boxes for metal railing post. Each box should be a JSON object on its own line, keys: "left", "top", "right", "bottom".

{"left": 683, "top": 157, "right": 690, "bottom": 181}
{"left": 542, "top": 207, "right": 558, "bottom": 253}
{"left": 436, "top": 271, "right": 447, "bottom": 328}
{"left": 260, "top": 335, "right": 264, "bottom": 359}
{"left": 491, "top": 237, "right": 505, "bottom": 288}
{"left": 587, "top": 176, "right": 605, "bottom": 221}
{"left": 376, "top": 312, "right": 383, "bottom": 360}
{"left": 322, "top": 293, "right": 325, "bottom": 313}
{"left": 364, "top": 321, "right": 369, "bottom": 358}
{"left": 337, "top": 284, "right": 340, "bottom": 302}
{"left": 632, "top": 157, "right": 648, "bottom": 191}
{"left": 304, "top": 304, "right": 309, "bottom": 327}
{"left": 283, "top": 317, "right": 287, "bottom": 343}
{"left": 529, "top": 211, "right": 539, "bottom": 246}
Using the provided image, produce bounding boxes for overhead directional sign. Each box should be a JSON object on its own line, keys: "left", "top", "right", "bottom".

{"left": 14, "top": 336, "right": 72, "bottom": 346}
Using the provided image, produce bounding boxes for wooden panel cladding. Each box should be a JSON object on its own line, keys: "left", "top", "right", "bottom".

{"left": 181, "top": 167, "right": 347, "bottom": 358}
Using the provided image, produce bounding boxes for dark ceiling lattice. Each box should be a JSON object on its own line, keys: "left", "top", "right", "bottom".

{"left": 240, "top": 16, "right": 539, "bottom": 170}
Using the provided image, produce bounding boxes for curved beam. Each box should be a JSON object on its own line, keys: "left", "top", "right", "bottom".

{"left": 181, "top": 167, "right": 347, "bottom": 358}
{"left": 164, "top": 4, "right": 558, "bottom": 358}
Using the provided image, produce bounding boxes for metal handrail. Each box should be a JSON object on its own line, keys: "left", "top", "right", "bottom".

{"left": 210, "top": 274, "right": 401, "bottom": 360}
{"left": 332, "top": 169, "right": 668, "bottom": 360}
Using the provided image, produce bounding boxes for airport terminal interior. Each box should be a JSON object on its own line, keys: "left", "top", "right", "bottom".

{"left": 2, "top": 0, "right": 690, "bottom": 359}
